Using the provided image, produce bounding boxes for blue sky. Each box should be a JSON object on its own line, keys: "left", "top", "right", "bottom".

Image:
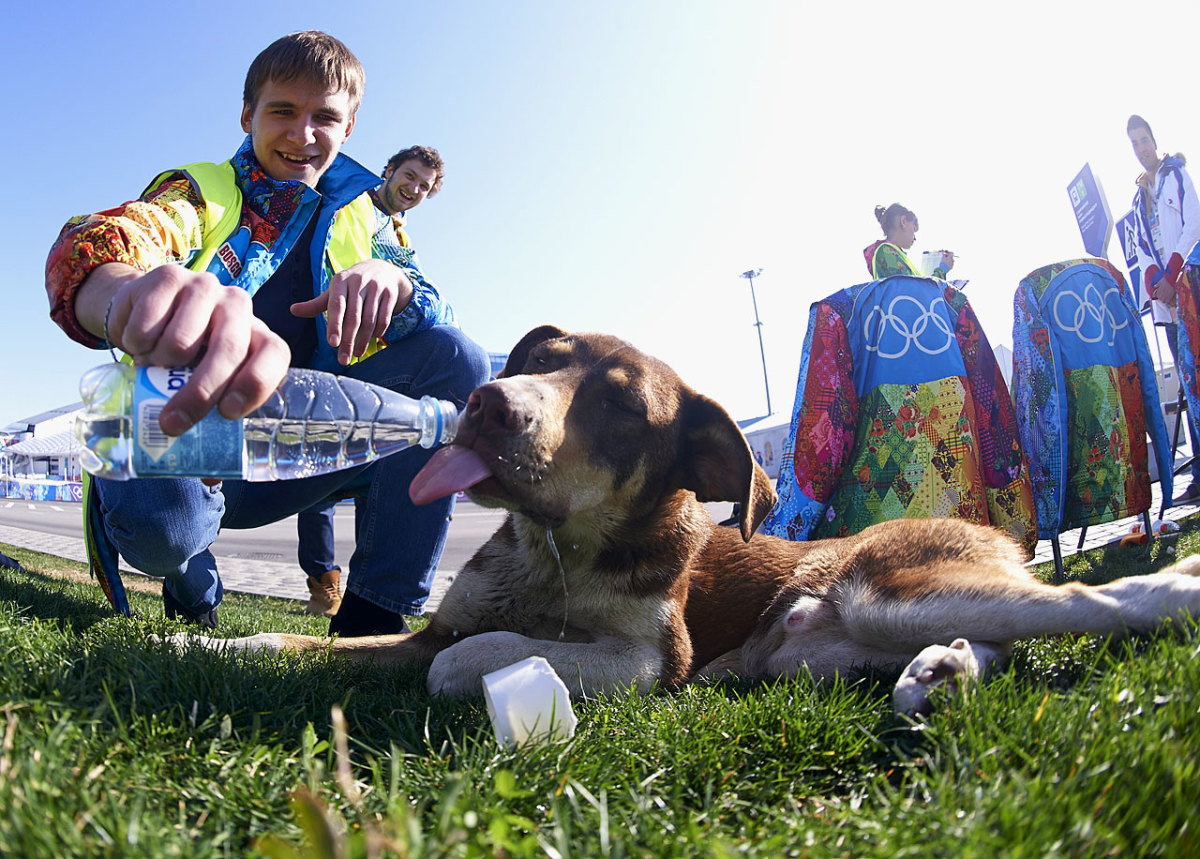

{"left": 5, "top": 0, "right": 1200, "bottom": 426}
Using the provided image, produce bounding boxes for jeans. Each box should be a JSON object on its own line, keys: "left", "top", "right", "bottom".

{"left": 297, "top": 497, "right": 340, "bottom": 579}
{"left": 95, "top": 325, "right": 491, "bottom": 616}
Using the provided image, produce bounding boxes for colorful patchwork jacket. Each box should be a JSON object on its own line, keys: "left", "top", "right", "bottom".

{"left": 1011, "top": 258, "right": 1172, "bottom": 539}
{"left": 1179, "top": 246, "right": 1200, "bottom": 445}
{"left": 762, "top": 276, "right": 1037, "bottom": 557}
{"left": 45, "top": 136, "right": 456, "bottom": 372}
{"left": 48, "top": 138, "right": 460, "bottom": 615}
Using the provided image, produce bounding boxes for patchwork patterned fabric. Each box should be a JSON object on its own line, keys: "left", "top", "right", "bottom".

{"left": 1061, "top": 365, "right": 1150, "bottom": 528}
{"left": 813, "top": 378, "right": 987, "bottom": 539}
{"left": 764, "top": 276, "right": 1037, "bottom": 556}
{"left": 1178, "top": 249, "right": 1200, "bottom": 441}
{"left": 1011, "top": 258, "right": 1170, "bottom": 538}
{"left": 45, "top": 136, "right": 456, "bottom": 353}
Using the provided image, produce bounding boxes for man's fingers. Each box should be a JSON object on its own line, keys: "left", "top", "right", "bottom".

{"left": 325, "top": 286, "right": 349, "bottom": 351}
{"left": 157, "top": 301, "right": 254, "bottom": 431}
{"left": 219, "top": 323, "right": 292, "bottom": 419}
{"left": 349, "top": 284, "right": 389, "bottom": 359}
{"left": 117, "top": 267, "right": 200, "bottom": 358}
{"left": 289, "top": 292, "right": 331, "bottom": 319}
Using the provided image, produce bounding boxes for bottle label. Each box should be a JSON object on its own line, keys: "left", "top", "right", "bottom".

{"left": 132, "top": 367, "right": 244, "bottom": 478}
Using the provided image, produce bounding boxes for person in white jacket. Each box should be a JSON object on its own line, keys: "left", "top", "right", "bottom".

{"left": 1128, "top": 114, "right": 1200, "bottom": 502}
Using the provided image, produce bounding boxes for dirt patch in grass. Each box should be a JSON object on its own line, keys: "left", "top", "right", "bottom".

{"left": 49, "top": 564, "right": 163, "bottom": 595}
{"left": 1, "top": 544, "right": 163, "bottom": 595}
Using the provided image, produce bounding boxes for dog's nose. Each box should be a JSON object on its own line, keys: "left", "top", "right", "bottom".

{"left": 468, "top": 383, "right": 532, "bottom": 434}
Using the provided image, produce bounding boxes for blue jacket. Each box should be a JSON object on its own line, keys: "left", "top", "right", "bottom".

{"left": 146, "top": 136, "right": 458, "bottom": 371}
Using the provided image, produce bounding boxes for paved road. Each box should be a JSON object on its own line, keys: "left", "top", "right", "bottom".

{"left": 0, "top": 496, "right": 509, "bottom": 610}
{"left": 2, "top": 488, "right": 1193, "bottom": 612}
{"left": 0, "top": 496, "right": 509, "bottom": 575}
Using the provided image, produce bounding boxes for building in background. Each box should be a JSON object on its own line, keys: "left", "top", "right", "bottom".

{"left": 2, "top": 403, "right": 84, "bottom": 501}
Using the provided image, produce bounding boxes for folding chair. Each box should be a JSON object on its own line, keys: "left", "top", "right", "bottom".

{"left": 762, "top": 275, "right": 1037, "bottom": 556}
{"left": 1012, "top": 258, "right": 1173, "bottom": 582}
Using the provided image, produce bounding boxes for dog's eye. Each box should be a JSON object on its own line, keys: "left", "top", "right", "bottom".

{"left": 529, "top": 351, "right": 569, "bottom": 373}
{"left": 603, "top": 396, "right": 645, "bottom": 418}
{"left": 522, "top": 355, "right": 550, "bottom": 374}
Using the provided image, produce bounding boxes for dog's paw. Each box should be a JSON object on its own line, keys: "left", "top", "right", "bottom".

{"left": 428, "top": 631, "right": 533, "bottom": 698}
{"left": 148, "top": 632, "right": 199, "bottom": 650}
{"left": 1165, "top": 553, "right": 1200, "bottom": 579}
{"left": 892, "top": 638, "right": 981, "bottom": 718}
{"left": 148, "top": 632, "right": 285, "bottom": 655}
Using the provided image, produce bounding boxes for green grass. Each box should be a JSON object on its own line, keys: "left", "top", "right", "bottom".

{"left": 0, "top": 525, "right": 1198, "bottom": 858}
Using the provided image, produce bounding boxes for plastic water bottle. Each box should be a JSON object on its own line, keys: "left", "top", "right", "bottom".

{"left": 75, "top": 364, "right": 460, "bottom": 481}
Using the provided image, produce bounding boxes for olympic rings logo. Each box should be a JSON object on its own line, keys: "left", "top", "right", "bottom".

{"left": 863, "top": 295, "right": 955, "bottom": 359}
{"left": 1051, "top": 281, "right": 1128, "bottom": 346}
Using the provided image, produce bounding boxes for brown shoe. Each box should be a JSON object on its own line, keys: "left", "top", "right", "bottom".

{"left": 305, "top": 567, "right": 343, "bottom": 617}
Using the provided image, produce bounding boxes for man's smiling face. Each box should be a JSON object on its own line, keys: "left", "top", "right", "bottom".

{"left": 240, "top": 76, "right": 356, "bottom": 188}
{"left": 379, "top": 158, "right": 439, "bottom": 215}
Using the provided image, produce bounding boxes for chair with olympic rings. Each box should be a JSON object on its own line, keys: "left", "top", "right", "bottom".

{"left": 1012, "top": 258, "right": 1171, "bottom": 581}
{"left": 762, "top": 275, "right": 1038, "bottom": 557}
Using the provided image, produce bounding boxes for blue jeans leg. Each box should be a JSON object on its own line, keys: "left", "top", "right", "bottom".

{"left": 339, "top": 325, "right": 490, "bottom": 613}
{"left": 297, "top": 497, "right": 339, "bottom": 578}
{"left": 223, "top": 325, "right": 491, "bottom": 614}
{"left": 98, "top": 325, "right": 489, "bottom": 617}
{"left": 1164, "top": 322, "right": 1200, "bottom": 483}
{"left": 95, "top": 476, "right": 226, "bottom": 615}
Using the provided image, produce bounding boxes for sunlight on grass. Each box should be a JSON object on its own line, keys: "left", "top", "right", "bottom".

{"left": 0, "top": 531, "right": 1198, "bottom": 857}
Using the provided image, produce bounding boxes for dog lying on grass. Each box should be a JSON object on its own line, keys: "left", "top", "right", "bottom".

{"left": 165, "top": 326, "right": 1200, "bottom": 716}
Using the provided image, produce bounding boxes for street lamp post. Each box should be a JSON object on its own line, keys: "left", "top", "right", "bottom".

{"left": 739, "top": 268, "right": 772, "bottom": 416}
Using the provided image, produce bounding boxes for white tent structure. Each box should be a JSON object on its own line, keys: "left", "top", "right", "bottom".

{"left": 6, "top": 430, "right": 80, "bottom": 458}
{"left": 1, "top": 403, "right": 84, "bottom": 500}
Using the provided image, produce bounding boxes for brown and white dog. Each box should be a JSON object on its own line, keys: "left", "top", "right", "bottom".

{"left": 172, "top": 326, "right": 1200, "bottom": 715}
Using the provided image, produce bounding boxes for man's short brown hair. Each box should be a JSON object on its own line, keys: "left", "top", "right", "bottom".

{"left": 385, "top": 146, "right": 446, "bottom": 196}
{"left": 243, "top": 31, "right": 365, "bottom": 116}
{"left": 1127, "top": 114, "right": 1156, "bottom": 147}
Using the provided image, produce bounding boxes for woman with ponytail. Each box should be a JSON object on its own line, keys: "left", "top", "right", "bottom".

{"left": 862, "top": 203, "right": 954, "bottom": 279}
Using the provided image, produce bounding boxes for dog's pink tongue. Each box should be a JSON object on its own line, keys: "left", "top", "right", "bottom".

{"left": 409, "top": 445, "right": 493, "bottom": 505}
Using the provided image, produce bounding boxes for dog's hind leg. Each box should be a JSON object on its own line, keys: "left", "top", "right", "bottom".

{"left": 886, "top": 557, "right": 1200, "bottom": 719}
{"left": 740, "top": 594, "right": 923, "bottom": 682}
{"left": 741, "top": 554, "right": 1200, "bottom": 687}
{"left": 827, "top": 554, "right": 1200, "bottom": 652}
{"left": 892, "top": 638, "right": 1011, "bottom": 717}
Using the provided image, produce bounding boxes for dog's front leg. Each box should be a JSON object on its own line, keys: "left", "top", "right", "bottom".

{"left": 153, "top": 628, "right": 442, "bottom": 666}
{"left": 153, "top": 631, "right": 300, "bottom": 655}
{"left": 427, "top": 631, "right": 664, "bottom": 699}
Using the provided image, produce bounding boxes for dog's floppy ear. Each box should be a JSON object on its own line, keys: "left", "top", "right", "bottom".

{"left": 679, "top": 394, "right": 777, "bottom": 542}
{"left": 499, "top": 325, "right": 570, "bottom": 378}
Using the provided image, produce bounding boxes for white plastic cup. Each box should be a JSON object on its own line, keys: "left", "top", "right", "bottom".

{"left": 481, "top": 656, "right": 578, "bottom": 747}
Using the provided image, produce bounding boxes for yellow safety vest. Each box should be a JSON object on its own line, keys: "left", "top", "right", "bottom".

{"left": 143, "top": 160, "right": 377, "bottom": 278}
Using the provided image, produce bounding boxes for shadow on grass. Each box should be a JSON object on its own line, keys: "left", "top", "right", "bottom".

{"left": 1044, "top": 513, "right": 1200, "bottom": 585}
{"left": 0, "top": 562, "right": 118, "bottom": 631}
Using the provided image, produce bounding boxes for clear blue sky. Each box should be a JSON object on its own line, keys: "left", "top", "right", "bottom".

{"left": 4, "top": 0, "right": 1200, "bottom": 426}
